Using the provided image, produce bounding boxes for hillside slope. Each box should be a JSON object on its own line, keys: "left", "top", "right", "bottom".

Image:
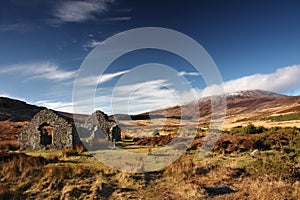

{"left": 1, "top": 90, "right": 300, "bottom": 140}
{"left": 146, "top": 90, "right": 300, "bottom": 128}
{"left": 0, "top": 97, "right": 46, "bottom": 140}
{"left": 0, "top": 97, "right": 45, "bottom": 122}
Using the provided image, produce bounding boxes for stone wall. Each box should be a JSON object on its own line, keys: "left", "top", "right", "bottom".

{"left": 19, "top": 109, "right": 121, "bottom": 150}
{"left": 81, "top": 110, "right": 121, "bottom": 141}
{"left": 19, "top": 109, "right": 81, "bottom": 150}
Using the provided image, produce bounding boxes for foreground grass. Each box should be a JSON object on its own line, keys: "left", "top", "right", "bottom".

{"left": 1, "top": 126, "right": 300, "bottom": 199}
{"left": 0, "top": 140, "right": 20, "bottom": 151}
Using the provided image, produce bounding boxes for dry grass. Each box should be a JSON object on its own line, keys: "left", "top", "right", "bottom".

{"left": 0, "top": 121, "right": 27, "bottom": 140}
{"left": 0, "top": 152, "right": 45, "bottom": 177}
{"left": 62, "top": 148, "right": 79, "bottom": 157}
{"left": 75, "top": 144, "right": 85, "bottom": 153}
{"left": 60, "top": 145, "right": 85, "bottom": 158}
{"left": 292, "top": 181, "right": 300, "bottom": 199}
{"left": 135, "top": 134, "right": 173, "bottom": 146}
{"left": 1, "top": 125, "right": 300, "bottom": 199}
{"left": 1, "top": 148, "right": 300, "bottom": 199}
{"left": 246, "top": 177, "right": 292, "bottom": 200}
{"left": 46, "top": 151, "right": 60, "bottom": 161}
{"left": 214, "top": 177, "right": 300, "bottom": 200}
{"left": 0, "top": 140, "right": 20, "bottom": 150}
{"left": 164, "top": 155, "right": 194, "bottom": 181}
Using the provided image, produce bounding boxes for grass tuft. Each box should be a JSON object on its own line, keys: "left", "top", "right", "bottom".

{"left": 0, "top": 140, "right": 20, "bottom": 151}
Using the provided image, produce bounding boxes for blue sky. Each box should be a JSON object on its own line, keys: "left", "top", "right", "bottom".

{"left": 0, "top": 0, "right": 300, "bottom": 114}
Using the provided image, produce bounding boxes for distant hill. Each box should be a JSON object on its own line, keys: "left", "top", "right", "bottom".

{"left": 0, "top": 97, "right": 45, "bottom": 140}
{"left": 145, "top": 90, "right": 300, "bottom": 128}
{"left": 0, "top": 97, "right": 45, "bottom": 122}
{"left": 225, "top": 90, "right": 285, "bottom": 99}
{"left": 147, "top": 90, "right": 284, "bottom": 116}
{"left": 0, "top": 97, "right": 90, "bottom": 140}
{"left": 1, "top": 90, "right": 300, "bottom": 140}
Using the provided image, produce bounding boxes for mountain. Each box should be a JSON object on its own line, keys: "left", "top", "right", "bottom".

{"left": 0, "top": 97, "right": 91, "bottom": 140}
{"left": 0, "top": 97, "right": 45, "bottom": 122}
{"left": 226, "top": 90, "right": 285, "bottom": 99}
{"left": 223, "top": 90, "right": 300, "bottom": 128}
{"left": 146, "top": 90, "right": 300, "bottom": 128}
{"left": 0, "top": 97, "right": 46, "bottom": 140}
{"left": 1, "top": 90, "right": 300, "bottom": 140}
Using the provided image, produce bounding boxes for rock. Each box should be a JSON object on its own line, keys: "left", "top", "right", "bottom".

{"left": 250, "top": 149, "right": 259, "bottom": 157}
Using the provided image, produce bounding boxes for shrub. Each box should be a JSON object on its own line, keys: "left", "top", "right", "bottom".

{"left": 62, "top": 148, "right": 78, "bottom": 157}
{"left": 46, "top": 152, "right": 59, "bottom": 162}
{"left": 242, "top": 124, "right": 258, "bottom": 134}
{"left": 264, "top": 113, "right": 300, "bottom": 122}
{"left": 228, "top": 126, "right": 243, "bottom": 135}
{"left": 0, "top": 140, "right": 20, "bottom": 151}
{"left": 75, "top": 144, "right": 85, "bottom": 153}
{"left": 250, "top": 153, "right": 297, "bottom": 180}
{"left": 228, "top": 124, "right": 268, "bottom": 135}
{"left": 256, "top": 125, "right": 268, "bottom": 133}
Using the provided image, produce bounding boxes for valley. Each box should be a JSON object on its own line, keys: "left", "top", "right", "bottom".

{"left": 1, "top": 90, "right": 300, "bottom": 199}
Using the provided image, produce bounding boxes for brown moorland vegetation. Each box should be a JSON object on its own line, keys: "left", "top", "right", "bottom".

{"left": 1, "top": 125, "right": 300, "bottom": 199}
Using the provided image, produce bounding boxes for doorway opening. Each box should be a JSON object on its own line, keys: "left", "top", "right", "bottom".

{"left": 38, "top": 123, "right": 53, "bottom": 146}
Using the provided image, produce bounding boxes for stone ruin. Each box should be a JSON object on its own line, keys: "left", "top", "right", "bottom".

{"left": 83, "top": 110, "right": 121, "bottom": 142}
{"left": 19, "top": 109, "right": 121, "bottom": 150}
{"left": 18, "top": 109, "right": 80, "bottom": 150}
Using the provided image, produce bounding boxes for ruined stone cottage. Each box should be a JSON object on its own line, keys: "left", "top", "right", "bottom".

{"left": 18, "top": 109, "right": 121, "bottom": 150}
{"left": 81, "top": 110, "right": 121, "bottom": 142}
{"left": 18, "top": 109, "right": 81, "bottom": 150}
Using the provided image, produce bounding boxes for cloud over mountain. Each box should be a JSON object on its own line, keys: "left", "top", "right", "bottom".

{"left": 29, "top": 64, "right": 300, "bottom": 114}
{"left": 200, "top": 64, "right": 300, "bottom": 97}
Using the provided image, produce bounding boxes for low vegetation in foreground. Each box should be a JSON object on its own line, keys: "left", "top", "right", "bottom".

{"left": 1, "top": 125, "right": 300, "bottom": 199}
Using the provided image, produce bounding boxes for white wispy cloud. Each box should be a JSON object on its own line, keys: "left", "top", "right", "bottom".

{"left": 71, "top": 79, "right": 178, "bottom": 114}
{"left": 0, "top": 62, "right": 77, "bottom": 81}
{"left": 94, "top": 79, "right": 179, "bottom": 114}
{"left": 103, "top": 16, "right": 132, "bottom": 22}
{"left": 76, "top": 70, "right": 130, "bottom": 86}
{"left": 111, "top": 80, "right": 173, "bottom": 99}
{"left": 83, "top": 39, "right": 102, "bottom": 51}
{"left": 35, "top": 100, "right": 74, "bottom": 113}
{"left": 0, "top": 22, "right": 31, "bottom": 32}
{"left": 200, "top": 64, "right": 300, "bottom": 97}
{"left": 33, "top": 64, "right": 300, "bottom": 115}
{"left": 178, "top": 71, "right": 200, "bottom": 76}
{"left": 53, "top": 0, "right": 115, "bottom": 23}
